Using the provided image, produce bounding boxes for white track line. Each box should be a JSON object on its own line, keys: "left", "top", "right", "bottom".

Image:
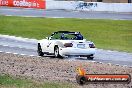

{"left": 13, "top": 53, "right": 18, "bottom": 55}
{"left": 29, "top": 55, "right": 36, "bottom": 57}
{"left": 5, "top": 52, "right": 11, "bottom": 54}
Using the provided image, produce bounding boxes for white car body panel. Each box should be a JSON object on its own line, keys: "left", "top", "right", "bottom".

{"left": 38, "top": 31, "right": 96, "bottom": 58}
{"left": 38, "top": 39, "right": 96, "bottom": 57}
{"left": 59, "top": 47, "right": 95, "bottom": 56}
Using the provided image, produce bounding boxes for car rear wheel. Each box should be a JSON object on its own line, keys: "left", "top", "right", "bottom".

{"left": 54, "top": 46, "right": 62, "bottom": 58}
{"left": 37, "top": 43, "right": 44, "bottom": 56}
{"left": 54, "top": 46, "right": 59, "bottom": 58}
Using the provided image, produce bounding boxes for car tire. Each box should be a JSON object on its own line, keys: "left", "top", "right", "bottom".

{"left": 54, "top": 46, "right": 62, "bottom": 58}
{"left": 37, "top": 43, "right": 44, "bottom": 56}
{"left": 87, "top": 55, "right": 94, "bottom": 60}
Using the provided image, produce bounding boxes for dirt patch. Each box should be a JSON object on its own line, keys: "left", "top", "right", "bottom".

{"left": 0, "top": 52, "right": 132, "bottom": 88}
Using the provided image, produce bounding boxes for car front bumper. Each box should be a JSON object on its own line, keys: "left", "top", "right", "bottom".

{"left": 59, "top": 47, "right": 96, "bottom": 57}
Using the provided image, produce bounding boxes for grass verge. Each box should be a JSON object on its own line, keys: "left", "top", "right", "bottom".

{"left": 0, "top": 75, "right": 73, "bottom": 88}
{"left": 0, "top": 16, "right": 132, "bottom": 52}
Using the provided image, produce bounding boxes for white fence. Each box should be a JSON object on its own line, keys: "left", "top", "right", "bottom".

{"left": 46, "top": 1, "right": 132, "bottom": 12}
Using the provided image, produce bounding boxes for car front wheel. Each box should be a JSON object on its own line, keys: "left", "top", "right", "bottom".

{"left": 37, "top": 43, "right": 44, "bottom": 56}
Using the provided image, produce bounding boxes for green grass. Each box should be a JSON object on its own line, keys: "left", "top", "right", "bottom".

{"left": 0, "top": 16, "right": 132, "bottom": 52}
{"left": 0, "top": 75, "right": 73, "bottom": 88}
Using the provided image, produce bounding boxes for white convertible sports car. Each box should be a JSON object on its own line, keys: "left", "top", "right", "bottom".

{"left": 37, "top": 31, "right": 96, "bottom": 59}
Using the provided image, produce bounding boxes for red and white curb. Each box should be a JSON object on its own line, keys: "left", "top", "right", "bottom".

{"left": 0, "top": 50, "right": 40, "bottom": 58}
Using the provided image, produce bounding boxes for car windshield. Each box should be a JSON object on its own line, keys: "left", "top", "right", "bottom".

{"left": 51, "top": 32, "right": 83, "bottom": 40}
{"left": 61, "top": 33, "right": 83, "bottom": 40}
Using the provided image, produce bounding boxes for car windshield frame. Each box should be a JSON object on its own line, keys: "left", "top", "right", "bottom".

{"left": 50, "top": 32, "right": 83, "bottom": 40}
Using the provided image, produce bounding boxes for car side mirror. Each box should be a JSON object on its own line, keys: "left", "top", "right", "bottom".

{"left": 46, "top": 37, "right": 49, "bottom": 40}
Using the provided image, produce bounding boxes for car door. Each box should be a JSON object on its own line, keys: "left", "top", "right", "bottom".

{"left": 46, "top": 33, "right": 61, "bottom": 53}
{"left": 41, "top": 39, "right": 49, "bottom": 53}
{"left": 47, "top": 40, "right": 55, "bottom": 53}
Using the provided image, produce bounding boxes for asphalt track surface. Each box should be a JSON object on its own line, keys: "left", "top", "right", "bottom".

{"left": 0, "top": 7, "right": 132, "bottom": 66}
{"left": 0, "top": 36, "right": 132, "bottom": 67}
{"left": 0, "top": 7, "right": 132, "bottom": 20}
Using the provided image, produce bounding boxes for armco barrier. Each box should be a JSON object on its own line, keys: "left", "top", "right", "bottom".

{"left": 46, "top": 1, "right": 132, "bottom": 12}
{"left": 0, "top": 0, "right": 46, "bottom": 9}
